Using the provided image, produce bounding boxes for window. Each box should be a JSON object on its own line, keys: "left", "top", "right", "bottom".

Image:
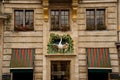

{"left": 51, "top": 61, "right": 70, "bottom": 80}
{"left": 14, "top": 10, "right": 34, "bottom": 31}
{"left": 50, "top": 10, "right": 70, "bottom": 31}
{"left": 86, "top": 9, "right": 106, "bottom": 30}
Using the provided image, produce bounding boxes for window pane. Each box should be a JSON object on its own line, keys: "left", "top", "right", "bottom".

{"left": 65, "top": 11, "right": 69, "bottom": 15}
{"left": 51, "top": 11, "right": 54, "bottom": 15}
{"left": 96, "top": 9, "right": 105, "bottom": 25}
{"left": 14, "top": 10, "right": 34, "bottom": 31}
{"left": 25, "top": 10, "right": 34, "bottom": 31}
{"left": 61, "top": 11, "right": 65, "bottom": 15}
{"left": 86, "top": 9, "right": 95, "bottom": 30}
{"left": 50, "top": 10, "right": 60, "bottom": 30}
{"left": 96, "top": 9, "right": 105, "bottom": 30}
{"left": 60, "top": 10, "right": 69, "bottom": 27}
{"left": 15, "top": 10, "right": 23, "bottom": 28}
{"left": 65, "top": 16, "right": 68, "bottom": 20}
{"left": 50, "top": 10, "right": 70, "bottom": 31}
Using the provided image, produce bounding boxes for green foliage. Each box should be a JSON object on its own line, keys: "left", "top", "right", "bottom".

{"left": 48, "top": 33, "right": 74, "bottom": 54}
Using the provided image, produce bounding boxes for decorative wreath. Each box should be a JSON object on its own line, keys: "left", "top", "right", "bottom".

{"left": 48, "top": 33, "right": 74, "bottom": 54}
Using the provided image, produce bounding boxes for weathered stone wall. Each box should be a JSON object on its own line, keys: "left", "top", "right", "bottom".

{"left": 1, "top": 0, "right": 119, "bottom": 80}
{"left": 78, "top": 2, "right": 119, "bottom": 80}
{"left": 2, "top": 1, "right": 43, "bottom": 80}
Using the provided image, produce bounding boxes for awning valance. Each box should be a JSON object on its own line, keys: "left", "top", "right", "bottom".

{"left": 86, "top": 48, "right": 111, "bottom": 68}
{"left": 10, "top": 48, "right": 34, "bottom": 68}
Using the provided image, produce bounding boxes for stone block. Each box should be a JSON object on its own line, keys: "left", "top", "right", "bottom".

{"left": 79, "top": 61, "right": 86, "bottom": 66}
{"left": 108, "top": 19, "right": 117, "bottom": 24}
{"left": 2, "top": 68, "right": 10, "bottom": 73}
{"left": 3, "top": 61, "right": 10, "bottom": 67}
{"left": 34, "top": 73, "right": 43, "bottom": 79}
{"left": 78, "top": 25, "right": 86, "bottom": 30}
{"left": 111, "top": 60, "right": 119, "bottom": 66}
{"left": 107, "top": 25, "right": 117, "bottom": 30}
{"left": 3, "top": 55, "right": 11, "bottom": 61}
{"left": 78, "top": 55, "right": 86, "bottom": 60}
{"left": 35, "top": 20, "right": 43, "bottom": 25}
{"left": 4, "top": 8, "right": 13, "bottom": 13}
{"left": 35, "top": 9, "right": 43, "bottom": 14}
{"left": 79, "top": 36, "right": 117, "bottom": 42}
{"left": 110, "top": 54, "right": 118, "bottom": 60}
{"left": 107, "top": 13, "right": 116, "bottom": 19}
{"left": 34, "top": 61, "right": 43, "bottom": 67}
{"left": 4, "top": 32, "right": 43, "bottom": 37}
{"left": 3, "top": 49, "right": 12, "bottom": 55}
{"left": 35, "top": 49, "right": 43, "bottom": 54}
{"left": 34, "top": 25, "right": 43, "bottom": 31}
{"left": 35, "top": 55, "right": 43, "bottom": 60}
{"left": 79, "top": 67, "right": 87, "bottom": 73}
{"left": 4, "top": 43, "right": 43, "bottom": 48}
{"left": 112, "top": 67, "right": 119, "bottom": 72}
{"left": 4, "top": 37, "right": 43, "bottom": 43}
{"left": 107, "top": 7, "right": 116, "bottom": 13}
{"left": 78, "top": 8, "right": 85, "bottom": 14}
{"left": 78, "top": 42, "right": 115, "bottom": 48}
{"left": 78, "top": 13, "right": 85, "bottom": 19}
{"left": 79, "top": 73, "right": 87, "bottom": 78}
{"left": 34, "top": 14, "right": 44, "bottom": 20}
{"left": 79, "top": 31, "right": 117, "bottom": 36}
{"left": 78, "top": 48, "right": 86, "bottom": 54}
{"left": 109, "top": 48, "right": 117, "bottom": 53}
{"left": 34, "top": 67, "right": 43, "bottom": 73}
{"left": 77, "top": 19, "right": 85, "bottom": 25}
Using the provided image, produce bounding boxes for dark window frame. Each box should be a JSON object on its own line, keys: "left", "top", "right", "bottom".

{"left": 86, "top": 9, "right": 106, "bottom": 31}
{"left": 14, "top": 10, "right": 34, "bottom": 31}
{"left": 50, "top": 9, "right": 70, "bottom": 31}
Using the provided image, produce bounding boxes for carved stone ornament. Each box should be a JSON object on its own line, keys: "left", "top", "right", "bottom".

{"left": 72, "top": 6, "right": 77, "bottom": 22}
{"left": 43, "top": 0, "right": 49, "bottom": 22}
{"left": 72, "top": 0, "right": 78, "bottom": 22}
{"left": 48, "top": 33, "right": 74, "bottom": 54}
{"left": 43, "top": 7, "right": 49, "bottom": 22}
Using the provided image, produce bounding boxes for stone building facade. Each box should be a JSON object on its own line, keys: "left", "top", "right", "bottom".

{"left": 0, "top": 0, "right": 120, "bottom": 80}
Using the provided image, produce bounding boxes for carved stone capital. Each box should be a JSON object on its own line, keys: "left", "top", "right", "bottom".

{"left": 72, "top": 0, "right": 78, "bottom": 22}
{"left": 72, "top": 7, "right": 77, "bottom": 22}
{"left": 43, "top": 7, "right": 48, "bottom": 22}
{"left": 43, "top": 0, "right": 49, "bottom": 22}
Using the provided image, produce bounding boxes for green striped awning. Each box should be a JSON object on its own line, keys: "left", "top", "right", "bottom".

{"left": 86, "top": 48, "right": 111, "bottom": 68}
{"left": 10, "top": 48, "right": 34, "bottom": 68}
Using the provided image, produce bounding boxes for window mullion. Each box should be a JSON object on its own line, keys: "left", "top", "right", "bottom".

{"left": 95, "top": 9, "right": 97, "bottom": 30}
{"left": 23, "top": 10, "right": 25, "bottom": 27}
